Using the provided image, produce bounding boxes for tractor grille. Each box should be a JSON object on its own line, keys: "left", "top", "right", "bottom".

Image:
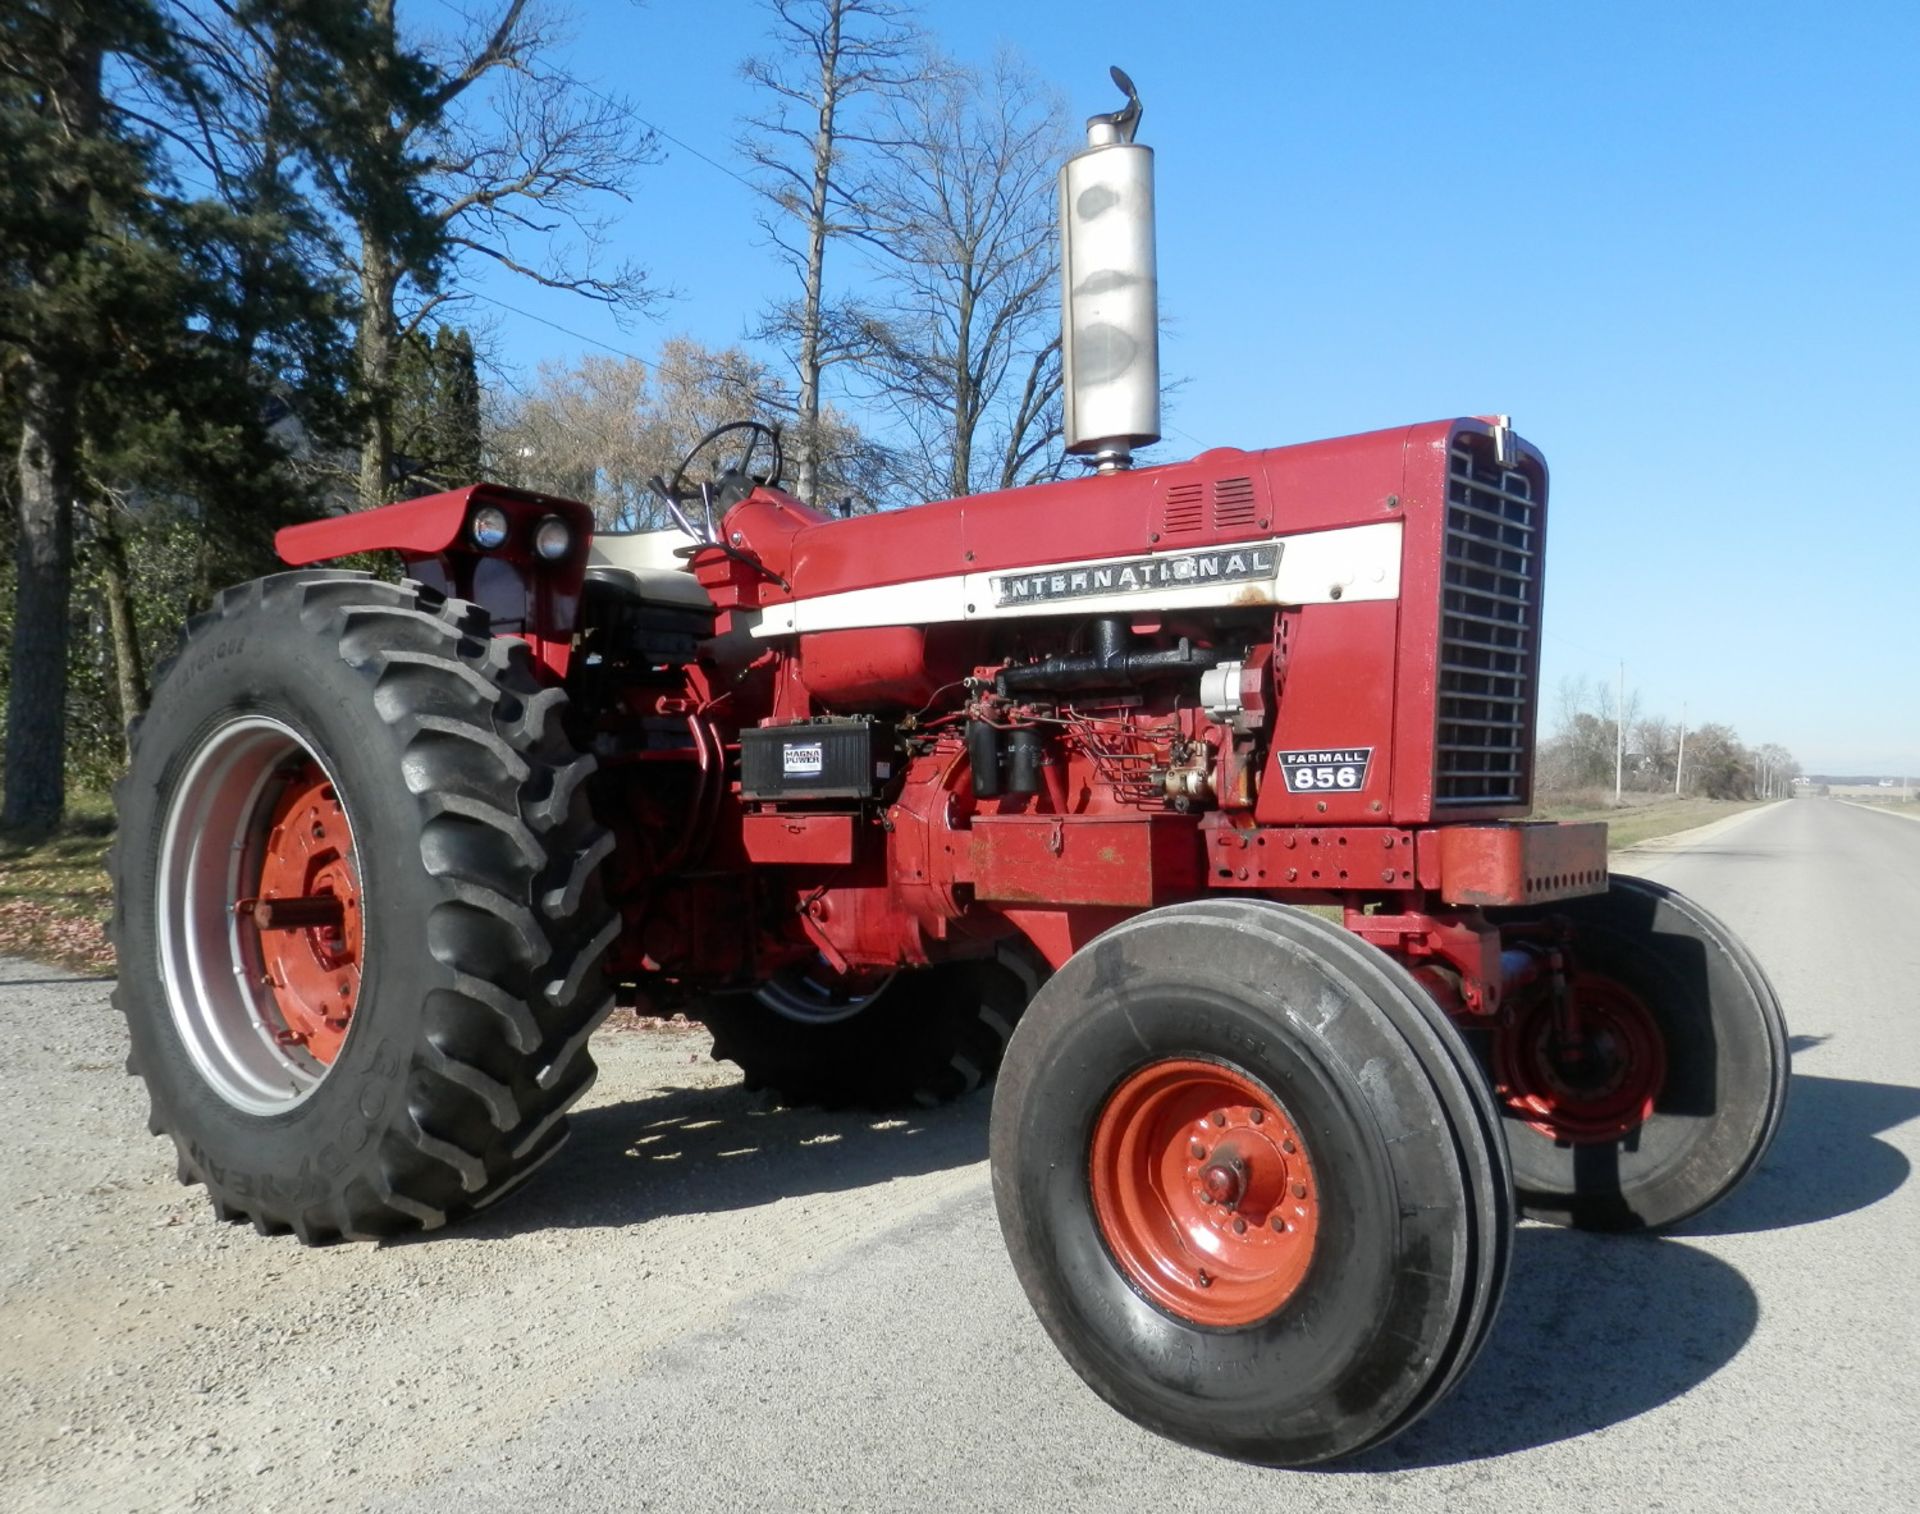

{"left": 1435, "top": 439, "right": 1539, "bottom": 806}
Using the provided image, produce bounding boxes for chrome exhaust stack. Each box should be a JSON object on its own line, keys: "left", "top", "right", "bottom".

{"left": 1060, "top": 66, "right": 1161, "bottom": 473}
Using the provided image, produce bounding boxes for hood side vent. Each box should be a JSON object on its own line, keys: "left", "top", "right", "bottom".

{"left": 1211, "top": 476, "right": 1259, "bottom": 530}
{"left": 1159, "top": 482, "right": 1205, "bottom": 536}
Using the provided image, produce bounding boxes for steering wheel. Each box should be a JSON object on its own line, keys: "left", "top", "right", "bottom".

{"left": 667, "top": 420, "right": 785, "bottom": 511}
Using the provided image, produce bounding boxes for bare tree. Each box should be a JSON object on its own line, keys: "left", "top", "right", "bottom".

{"left": 857, "top": 48, "right": 1071, "bottom": 500}
{"left": 491, "top": 339, "right": 897, "bottom": 530}
{"left": 294, "top": 1, "right": 659, "bottom": 507}
{"left": 738, "top": 0, "right": 918, "bottom": 507}
{"left": 1539, "top": 673, "right": 1644, "bottom": 797}
{"left": 491, "top": 343, "right": 767, "bottom": 531}
{"left": 1753, "top": 741, "right": 1800, "bottom": 798}
{"left": 1633, "top": 715, "right": 1678, "bottom": 790}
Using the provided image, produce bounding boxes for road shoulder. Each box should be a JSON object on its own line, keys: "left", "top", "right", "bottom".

{"left": 1841, "top": 800, "right": 1920, "bottom": 823}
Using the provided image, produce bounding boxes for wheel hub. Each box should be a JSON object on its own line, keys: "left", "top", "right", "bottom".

{"left": 1089, "top": 1058, "right": 1320, "bottom": 1327}
{"left": 251, "top": 762, "right": 362, "bottom": 1065}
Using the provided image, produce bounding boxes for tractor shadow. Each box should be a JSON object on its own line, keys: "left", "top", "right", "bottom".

{"left": 1679, "top": 1068, "right": 1919, "bottom": 1235}
{"left": 451, "top": 1034, "right": 1918, "bottom": 1466}
{"left": 460, "top": 1073, "right": 991, "bottom": 1239}
{"left": 1346, "top": 1225, "right": 1760, "bottom": 1470}
{"left": 1351, "top": 1059, "right": 1919, "bottom": 1468}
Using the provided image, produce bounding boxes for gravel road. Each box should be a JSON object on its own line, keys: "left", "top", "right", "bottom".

{"left": 3, "top": 798, "right": 1917, "bottom": 1512}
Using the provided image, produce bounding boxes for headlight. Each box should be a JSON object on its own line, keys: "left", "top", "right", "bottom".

{"left": 533, "top": 515, "right": 572, "bottom": 561}
{"left": 469, "top": 505, "right": 510, "bottom": 550}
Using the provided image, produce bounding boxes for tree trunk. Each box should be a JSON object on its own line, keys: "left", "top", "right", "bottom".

{"left": 3, "top": 26, "right": 103, "bottom": 834}
{"left": 998, "top": 337, "right": 1061, "bottom": 490}
{"left": 357, "top": 249, "right": 398, "bottom": 508}
{"left": 794, "top": 3, "right": 845, "bottom": 508}
{"left": 4, "top": 367, "right": 82, "bottom": 833}
{"left": 948, "top": 280, "right": 975, "bottom": 497}
{"left": 95, "top": 509, "right": 149, "bottom": 751}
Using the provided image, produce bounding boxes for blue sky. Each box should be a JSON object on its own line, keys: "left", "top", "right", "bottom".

{"left": 447, "top": 0, "right": 1918, "bottom": 775}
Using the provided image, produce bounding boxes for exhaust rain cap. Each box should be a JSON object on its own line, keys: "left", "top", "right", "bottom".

{"left": 1060, "top": 66, "right": 1160, "bottom": 471}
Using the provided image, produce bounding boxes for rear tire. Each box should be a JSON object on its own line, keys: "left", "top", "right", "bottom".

{"left": 698, "top": 949, "right": 1038, "bottom": 1109}
{"left": 1484, "top": 874, "right": 1789, "bottom": 1231}
{"left": 110, "top": 572, "right": 618, "bottom": 1241}
{"left": 990, "top": 900, "right": 1511, "bottom": 1466}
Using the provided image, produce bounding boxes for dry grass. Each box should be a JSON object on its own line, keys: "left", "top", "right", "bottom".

{"left": 1532, "top": 793, "right": 1766, "bottom": 851}
{"left": 0, "top": 791, "right": 117, "bottom": 974}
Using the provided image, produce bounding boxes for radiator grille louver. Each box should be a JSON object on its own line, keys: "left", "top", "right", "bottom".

{"left": 1436, "top": 440, "right": 1538, "bottom": 806}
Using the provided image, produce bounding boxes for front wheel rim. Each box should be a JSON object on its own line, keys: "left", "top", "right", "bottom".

{"left": 1493, "top": 972, "right": 1667, "bottom": 1143}
{"left": 156, "top": 716, "right": 365, "bottom": 1114}
{"left": 1089, "top": 1058, "right": 1321, "bottom": 1328}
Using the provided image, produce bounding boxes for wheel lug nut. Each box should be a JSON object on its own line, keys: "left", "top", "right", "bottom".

{"left": 1282, "top": 1138, "right": 1297, "bottom": 1154}
{"left": 1211, "top": 1111, "right": 1226, "bottom": 1128}
{"left": 1270, "top": 1216, "right": 1287, "bottom": 1233}
{"left": 1292, "top": 1181, "right": 1308, "bottom": 1199}
{"left": 1249, "top": 1108, "right": 1265, "bottom": 1125}
{"left": 1232, "top": 1217, "right": 1247, "bottom": 1234}
{"left": 1198, "top": 1191, "right": 1214, "bottom": 1205}
{"left": 1189, "top": 1140, "right": 1206, "bottom": 1160}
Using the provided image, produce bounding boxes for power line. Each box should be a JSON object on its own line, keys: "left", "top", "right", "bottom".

{"left": 462, "top": 289, "right": 657, "bottom": 366}
{"left": 424, "top": 0, "right": 762, "bottom": 196}
{"left": 624, "top": 105, "right": 762, "bottom": 196}
{"left": 1544, "top": 628, "right": 1611, "bottom": 661}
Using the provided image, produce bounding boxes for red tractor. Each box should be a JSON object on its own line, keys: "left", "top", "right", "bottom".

{"left": 111, "top": 72, "right": 1786, "bottom": 1465}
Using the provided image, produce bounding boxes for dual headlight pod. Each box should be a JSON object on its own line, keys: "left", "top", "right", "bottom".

{"left": 467, "top": 505, "right": 572, "bottom": 561}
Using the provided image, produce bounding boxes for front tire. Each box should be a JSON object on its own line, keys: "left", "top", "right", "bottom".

{"left": 1484, "top": 874, "right": 1789, "bottom": 1231}
{"left": 110, "top": 572, "right": 618, "bottom": 1241}
{"left": 990, "top": 900, "right": 1511, "bottom": 1466}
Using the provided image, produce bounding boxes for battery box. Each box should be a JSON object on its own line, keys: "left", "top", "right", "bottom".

{"left": 739, "top": 718, "right": 895, "bottom": 802}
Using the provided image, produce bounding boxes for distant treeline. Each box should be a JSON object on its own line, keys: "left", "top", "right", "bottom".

{"left": 1538, "top": 675, "right": 1798, "bottom": 801}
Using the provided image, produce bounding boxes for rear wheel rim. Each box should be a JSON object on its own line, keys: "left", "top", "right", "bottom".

{"left": 156, "top": 716, "right": 364, "bottom": 1114}
{"left": 1089, "top": 1057, "right": 1321, "bottom": 1328}
{"left": 1493, "top": 972, "right": 1666, "bottom": 1143}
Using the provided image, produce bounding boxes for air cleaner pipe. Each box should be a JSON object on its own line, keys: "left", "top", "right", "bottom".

{"left": 995, "top": 617, "right": 1222, "bottom": 694}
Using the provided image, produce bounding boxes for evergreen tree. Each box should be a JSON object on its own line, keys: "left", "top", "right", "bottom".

{"left": 391, "top": 325, "right": 484, "bottom": 495}
{"left": 2, "top": 0, "right": 356, "bottom": 827}
{"left": 1, "top": 0, "right": 171, "bottom": 831}
{"left": 434, "top": 327, "right": 483, "bottom": 487}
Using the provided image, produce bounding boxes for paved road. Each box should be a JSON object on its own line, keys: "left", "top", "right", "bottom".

{"left": 3, "top": 799, "right": 1917, "bottom": 1512}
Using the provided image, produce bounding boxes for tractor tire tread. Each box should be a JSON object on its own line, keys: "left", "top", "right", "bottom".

{"left": 114, "top": 571, "right": 617, "bottom": 1243}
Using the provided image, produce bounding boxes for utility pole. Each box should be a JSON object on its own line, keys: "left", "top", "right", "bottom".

{"left": 1675, "top": 701, "right": 1686, "bottom": 797}
{"left": 1614, "top": 661, "right": 1625, "bottom": 804}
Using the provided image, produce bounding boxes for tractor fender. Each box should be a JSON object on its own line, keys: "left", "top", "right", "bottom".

{"left": 275, "top": 484, "right": 592, "bottom": 566}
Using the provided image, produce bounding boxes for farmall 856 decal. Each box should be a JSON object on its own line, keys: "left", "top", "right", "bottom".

{"left": 1278, "top": 747, "right": 1374, "bottom": 793}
